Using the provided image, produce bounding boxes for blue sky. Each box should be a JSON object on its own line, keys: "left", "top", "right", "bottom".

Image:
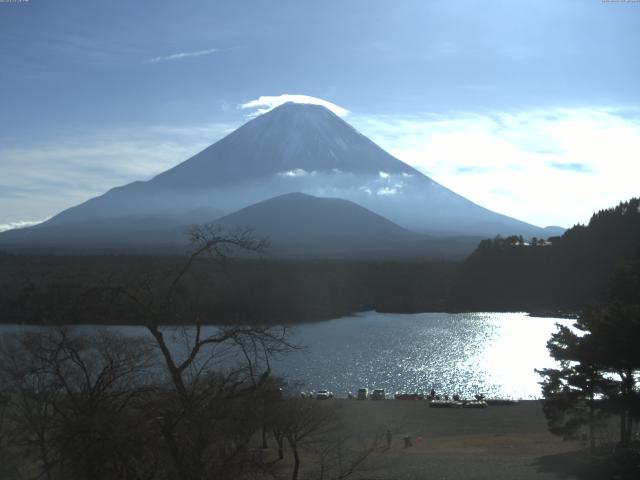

{"left": 1, "top": 0, "right": 639, "bottom": 230}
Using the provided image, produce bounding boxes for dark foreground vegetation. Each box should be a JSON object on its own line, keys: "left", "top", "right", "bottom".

{"left": 0, "top": 228, "right": 380, "bottom": 480}
{"left": 539, "top": 292, "right": 640, "bottom": 447}
{"left": 535, "top": 225, "right": 640, "bottom": 478}
{"left": 0, "top": 327, "right": 383, "bottom": 480}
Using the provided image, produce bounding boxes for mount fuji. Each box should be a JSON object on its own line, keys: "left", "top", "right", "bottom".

{"left": 0, "top": 102, "right": 562, "bottom": 254}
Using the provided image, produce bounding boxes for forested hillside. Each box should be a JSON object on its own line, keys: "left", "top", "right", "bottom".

{"left": 0, "top": 253, "right": 457, "bottom": 325}
{"left": 450, "top": 198, "right": 640, "bottom": 312}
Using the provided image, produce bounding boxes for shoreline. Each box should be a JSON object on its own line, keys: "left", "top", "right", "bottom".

{"left": 0, "top": 307, "right": 577, "bottom": 328}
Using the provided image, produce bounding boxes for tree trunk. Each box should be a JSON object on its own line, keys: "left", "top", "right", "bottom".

{"left": 287, "top": 437, "right": 300, "bottom": 480}
{"left": 588, "top": 389, "right": 595, "bottom": 453}
{"left": 620, "top": 409, "right": 627, "bottom": 444}
{"left": 162, "top": 415, "right": 192, "bottom": 480}
{"left": 37, "top": 438, "right": 54, "bottom": 480}
{"left": 277, "top": 434, "right": 284, "bottom": 460}
{"left": 292, "top": 446, "right": 300, "bottom": 480}
{"left": 620, "top": 369, "right": 634, "bottom": 444}
{"left": 147, "top": 326, "right": 189, "bottom": 401}
{"left": 625, "top": 371, "right": 634, "bottom": 444}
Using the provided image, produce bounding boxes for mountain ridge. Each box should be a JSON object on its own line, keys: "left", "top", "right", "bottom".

{"left": 0, "top": 102, "right": 563, "bottom": 253}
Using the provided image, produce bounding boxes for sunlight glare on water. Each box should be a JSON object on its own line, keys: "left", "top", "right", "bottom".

{"left": 275, "top": 311, "right": 573, "bottom": 399}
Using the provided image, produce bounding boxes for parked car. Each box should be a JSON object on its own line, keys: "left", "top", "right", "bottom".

{"left": 394, "top": 392, "right": 424, "bottom": 400}
{"left": 462, "top": 400, "right": 488, "bottom": 408}
{"left": 315, "top": 390, "right": 334, "bottom": 400}
{"left": 429, "top": 399, "right": 461, "bottom": 408}
{"left": 356, "top": 388, "right": 368, "bottom": 400}
{"left": 485, "top": 398, "right": 518, "bottom": 406}
{"left": 371, "top": 389, "right": 386, "bottom": 400}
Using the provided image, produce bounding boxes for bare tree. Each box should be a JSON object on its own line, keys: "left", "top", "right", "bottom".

{"left": 0, "top": 376, "right": 16, "bottom": 479}
{"left": 0, "top": 328, "right": 155, "bottom": 480}
{"left": 311, "top": 428, "right": 382, "bottom": 480}
{"left": 2, "top": 226, "right": 383, "bottom": 480}
{"left": 271, "top": 399, "right": 381, "bottom": 480}
{"left": 93, "top": 226, "right": 297, "bottom": 480}
{"left": 281, "top": 399, "right": 339, "bottom": 480}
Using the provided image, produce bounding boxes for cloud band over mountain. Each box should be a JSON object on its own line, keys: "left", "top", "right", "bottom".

{"left": 239, "top": 94, "right": 349, "bottom": 118}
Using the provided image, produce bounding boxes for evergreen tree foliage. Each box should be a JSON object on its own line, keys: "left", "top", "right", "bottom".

{"left": 537, "top": 248, "right": 640, "bottom": 449}
{"left": 451, "top": 198, "right": 640, "bottom": 312}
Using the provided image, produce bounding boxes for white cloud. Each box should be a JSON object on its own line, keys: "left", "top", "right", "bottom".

{"left": 277, "top": 169, "right": 316, "bottom": 177}
{"left": 378, "top": 171, "right": 390, "bottom": 179}
{"left": 239, "top": 94, "right": 349, "bottom": 117}
{"left": 352, "top": 107, "right": 640, "bottom": 227}
{"left": 376, "top": 187, "right": 397, "bottom": 196}
{"left": 0, "top": 218, "right": 49, "bottom": 233}
{"left": 148, "top": 48, "right": 218, "bottom": 63}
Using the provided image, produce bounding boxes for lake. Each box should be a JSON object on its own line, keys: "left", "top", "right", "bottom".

{"left": 0, "top": 311, "right": 573, "bottom": 399}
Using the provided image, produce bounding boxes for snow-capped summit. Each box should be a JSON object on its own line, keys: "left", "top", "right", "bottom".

{"left": 151, "top": 102, "right": 415, "bottom": 189}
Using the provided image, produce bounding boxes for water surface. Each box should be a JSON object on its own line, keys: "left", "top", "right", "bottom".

{"left": 0, "top": 311, "right": 572, "bottom": 399}
{"left": 277, "top": 311, "right": 571, "bottom": 399}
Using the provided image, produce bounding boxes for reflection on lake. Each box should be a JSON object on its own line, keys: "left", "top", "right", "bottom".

{"left": 278, "top": 311, "right": 572, "bottom": 399}
{"left": 0, "top": 311, "right": 573, "bottom": 399}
